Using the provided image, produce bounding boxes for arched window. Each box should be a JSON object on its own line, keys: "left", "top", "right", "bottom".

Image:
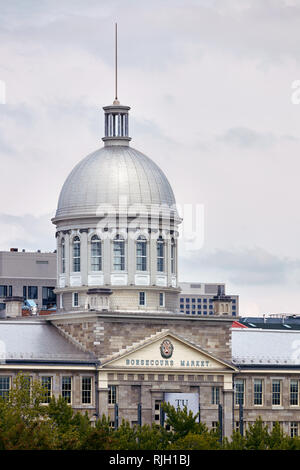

{"left": 171, "top": 237, "right": 176, "bottom": 274}
{"left": 73, "top": 236, "right": 80, "bottom": 272}
{"left": 157, "top": 236, "right": 165, "bottom": 272}
{"left": 61, "top": 238, "right": 65, "bottom": 274}
{"left": 136, "top": 235, "right": 147, "bottom": 271}
{"left": 113, "top": 235, "right": 125, "bottom": 271}
{"left": 91, "top": 235, "right": 102, "bottom": 271}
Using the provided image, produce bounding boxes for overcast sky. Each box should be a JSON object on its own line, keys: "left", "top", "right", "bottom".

{"left": 1, "top": 0, "right": 300, "bottom": 315}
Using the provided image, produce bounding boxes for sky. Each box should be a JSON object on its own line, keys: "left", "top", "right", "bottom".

{"left": 1, "top": 0, "right": 300, "bottom": 315}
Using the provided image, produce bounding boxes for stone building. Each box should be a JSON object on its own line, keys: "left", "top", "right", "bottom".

{"left": 1, "top": 94, "right": 300, "bottom": 440}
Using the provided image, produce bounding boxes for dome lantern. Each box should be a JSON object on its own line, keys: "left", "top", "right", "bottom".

{"left": 102, "top": 103, "right": 131, "bottom": 146}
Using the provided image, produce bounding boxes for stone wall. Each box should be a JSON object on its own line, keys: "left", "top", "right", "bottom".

{"left": 52, "top": 313, "right": 233, "bottom": 362}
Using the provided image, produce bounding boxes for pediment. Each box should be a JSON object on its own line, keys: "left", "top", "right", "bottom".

{"left": 101, "top": 330, "right": 236, "bottom": 371}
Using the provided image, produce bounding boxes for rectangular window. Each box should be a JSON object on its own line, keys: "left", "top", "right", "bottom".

{"left": 0, "top": 376, "right": 10, "bottom": 399}
{"left": 290, "top": 380, "right": 299, "bottom": 406}
{"left": 272, "top": 380, "right": 281, "bottom": 406}
{"left": 159, "top": 292, "right": 165, "bottom": 307}
{"left": 108, "top": 385, "right": 117, "bottom": 404}
{"left": 139, "top": 292, "right": 146, "bottom": 306}
{"left": 8, "top": 286, "right": 12, "bottom": 297}
{"left": 62, "top": 376, "right": 72, "bottom": 404}
{"left": 28, "top": 286, "right": 38, "bottom": 299}
{"left": 235, "top": 379, "right": 245, "bottom": 406}
{"left": 41, "top": 376, "right": 52, "bottom": 404}
{"left": 136, "top": 238, "right": 147, "bottom": 271}
{"left": 291, "top": 422, "right": 299, "bottom": 438}
{"left": 157, "top": 239, "right": 164, "bottom": 272}
{"left": 211, "top": 387, "right": 220, "bottom": 405}
{"left": 42, "top": 287, "right": 56, "bottom": 308}
{"left": 81, "top": 377, "right": 92, "bottom": 404}
{"left": 254, "top": 379, "right": 263, "bottom": 405}
{"left": 23, "top": 286, "right": 27, "bottom": 300}
{"left": 113, "top": 238, "right": 125, "bottom": 271}
{"left": 72, "top": 292, "right": 79, "bottom": 308}
{"left": 211, "top": 421, "right": 218, "bottom": 433}
{"left": 0, "top": 286, "right": 7, "bottom": 297}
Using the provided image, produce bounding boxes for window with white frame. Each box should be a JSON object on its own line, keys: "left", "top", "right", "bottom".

{"left": 157, "top": 236, "right": 164, "bottom": 272}
{"left": 235, "top": 379, "right": 245, "bottom": 406}
{"left": 41, "top": 376, "right": 52, "bottom": 404}
{"left": 254, "top": 379, "right": 263, "bottom": 405}
{"left": 0, "top": 376, "right": 10, "bottom": 399}
{"left": 81, "top": 377, "right": 92, "bottom": 404}
{"left": 113, "top": 235, "right": 125, "bottom": 271}
{"left": 159, "top": 292, "right": 165, "bottom": 307}
{"left": 272, "top": 380, "right": 281, "bottom": 406}
{"left": 91, "top": 235, "right": 102, "bottom": 271}
{"left": 108, "top": 385, "right": 117, "bottom": 404}
{"left": 73, "top": 236, "right": 81, "bottom": 272}
{"left": 291, "top": 422, "right": 299, "bottom": 438}
{"left": 211, "top": 386, "right": 220, "bottom": 405}
{"left": 290, "top": 380, "right": 299, "bottom": 406}
{"left": 136, "top": 236, "right": 147, "bottom": 271}
{"left": 62, "top": 376, "right": 72, "bottom": 404}
{"left": 139, "top": 291, "right": 146, "bottom": 306}
{"left": 72, "top": 292, "right": 79, "bottom": 307}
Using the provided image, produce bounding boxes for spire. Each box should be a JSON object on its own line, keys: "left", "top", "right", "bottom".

{"left": 102, "top": 23, "right": 131, "bottom": 146}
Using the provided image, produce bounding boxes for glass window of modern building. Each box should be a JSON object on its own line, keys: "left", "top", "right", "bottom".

{"left": 28, "top": 286, "right": 38, "bottom": 299}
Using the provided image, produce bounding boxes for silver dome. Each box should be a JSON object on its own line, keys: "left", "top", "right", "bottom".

{"left": 55, "top": 145, "right": 177, "bottom": 219}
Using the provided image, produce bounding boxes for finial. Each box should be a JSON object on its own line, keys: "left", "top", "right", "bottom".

{"left": 114, "top": 22, "right": 118, "bottom": 104}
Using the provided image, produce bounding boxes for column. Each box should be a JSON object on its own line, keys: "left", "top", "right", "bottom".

{"left": 98, "top": 371, "right": 109, "bottom": 418}
{"left": 65, "top": 232, "right": 70, "bottom": 287}
{"left": 127, "top": 232, "right": 135, "bottom": 285}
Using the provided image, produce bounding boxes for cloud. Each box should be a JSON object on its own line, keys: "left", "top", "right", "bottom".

{"left": 0, "top": 213, "right": 55, "bottom": 252}
{"left": 179, "top": 246, "right": 300, "bottom": 286}
{"left": 217, "top": 127, "right": 276, "bottom": 149}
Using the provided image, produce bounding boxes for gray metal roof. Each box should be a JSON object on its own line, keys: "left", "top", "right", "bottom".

{"left": 55, "top": 145, "right": 177, "bottom": 219}
{"left": 232, "top": 328, "right": 300, "bottom": 366}
{"left": 0, "top": 320, "right": 95, "bottom": 363}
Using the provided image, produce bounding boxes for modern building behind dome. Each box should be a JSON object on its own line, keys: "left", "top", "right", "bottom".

{"left": 52, "top": 100, "right": 181, "bottom": 314}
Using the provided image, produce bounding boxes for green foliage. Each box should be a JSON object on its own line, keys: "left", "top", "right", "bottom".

{"left": 1, "top": 375, "right": 300, "bottom": 450}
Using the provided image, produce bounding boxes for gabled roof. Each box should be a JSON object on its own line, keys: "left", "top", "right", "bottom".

{"left": 101, "top": 329, "right": 237, "bottom": 371}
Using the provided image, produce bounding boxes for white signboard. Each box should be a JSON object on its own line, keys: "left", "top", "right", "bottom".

{"left": 164, "top": 393, "right": 199, "bottom": 416}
